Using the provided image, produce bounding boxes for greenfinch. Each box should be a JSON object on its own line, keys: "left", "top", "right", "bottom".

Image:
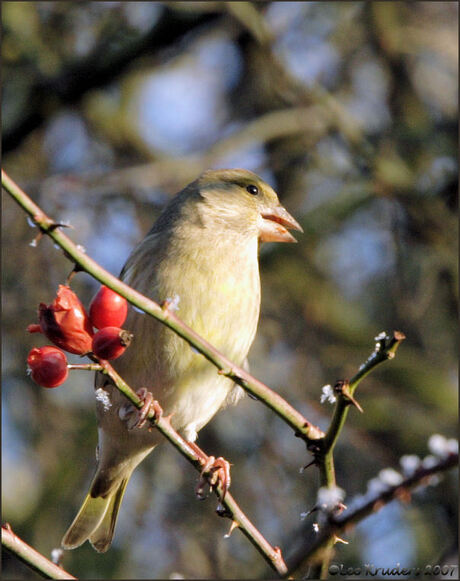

{"left": 61, "top": 168, "right": 302, "bottom": 552}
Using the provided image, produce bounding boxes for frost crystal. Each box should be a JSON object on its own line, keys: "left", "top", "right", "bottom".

{"left": 300, "top": 512, "right": 308, "bottom": 521}
{"left": 378, "top": 468, "right": 403, "bottom": 487}
{"left": 133, "top": 305, "right": 146, "bottom": 314}
{"left": 50, "top": 548, "right": 63, "bottom": 564}
{"left": 27, "top": 216, "right": 37, "bottom": 228}
{"left": 29, "top": 238, "right": 38, "bottom": 247}
{"left": 422, "top": 454, "right": 438, "bottom": 469}
{"left": 320, "top": 384, "right": 336, "bottom": 405}
{"left": 165, "top": 294, "right": 181, "bottom": 311}
{"left": 95, "top": 388, "right": 112, "bottom": 411}
{"left": 428, "top": 434, "right": 452, "bottom": 458}
{"left": 366, "top": 477, "right": 387, "bottom": 495}
{"left": 312, "top": 522, "right": 320, "bottom": 533}
{"left": 446, "top": 439, "right": 458, "bottom": 454}
{"left": 400, "top": 454, "right": 421, "bottom": 476}
{"left": 317, "top": 485, "right": 345, "bottom": 511}
{"left": 374, "top": 331, "right": 387, "bottom": 341}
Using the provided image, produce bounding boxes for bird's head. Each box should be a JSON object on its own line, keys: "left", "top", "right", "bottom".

{"left": 196, "top": 169, "right": 303, "bottom": 243}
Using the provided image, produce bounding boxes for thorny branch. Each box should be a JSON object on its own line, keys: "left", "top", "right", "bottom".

{"left": 3, "top": 171, "right": 434, "bottom": 581}
{"left": 2, "top": 524, "right": 76, "bottom": 580}
{"left": 286, "top": 451, "right": 458, "bottom": 575}
{"left": 2, "top": 170, "right": 324, "bottom": 447}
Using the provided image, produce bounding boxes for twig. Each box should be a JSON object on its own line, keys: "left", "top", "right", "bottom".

{"left": 2, "top": 170, "right": 324, "bottom": 446}
{"left": 67, "top": 363, "right": 103, "bottom": 371}
{"left": 2, "top": 171, "right": 409, "bottom": 578}
{"left": 94, "top": 356, "right": 289, "bottom": 575}
{"left": 311, "top": 331, "right": 406, "bottom": 578}
{"left": 2, "top": 524, "right": 77, "bottom": 580}
{"left": 3, "top": 171, "right": 294, "bottom": 576}
{"left": 286, "top": 452, "right": 458, "bottom": 576}
{"left": 321, "top": 331, "right": 406, "bottom": 482}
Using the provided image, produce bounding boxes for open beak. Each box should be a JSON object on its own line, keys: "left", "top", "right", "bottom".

{"left": 258, "top": 205, "right": 303, "bottom": 243}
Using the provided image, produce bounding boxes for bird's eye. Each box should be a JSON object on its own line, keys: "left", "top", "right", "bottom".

{"left": 246, "top": 185, "right": 259, "bottom": 196}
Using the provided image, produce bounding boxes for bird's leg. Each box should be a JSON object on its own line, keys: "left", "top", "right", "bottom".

{"left": 119, "top": 387, "right": 163, "bottom": 430}
{"left": 187, "top": 441, "right": 231, "bottom": 501}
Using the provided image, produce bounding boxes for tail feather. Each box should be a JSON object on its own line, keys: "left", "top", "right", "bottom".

{"left": 89, "top": 478, "right": 129, "bottom": 553}
{"left": 61, "top": 477, "right": 129, "bottom": 553}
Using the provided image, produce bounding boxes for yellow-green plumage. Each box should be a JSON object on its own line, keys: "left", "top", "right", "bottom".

{"left": 61, "top": 169, "right": 302, "bottom": 552}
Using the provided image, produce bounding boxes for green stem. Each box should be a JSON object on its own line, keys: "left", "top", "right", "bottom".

{"left": 94, "top": 357, "right": 288, "bottom": 576}
{"left": 67, "top": 363, "right": 102, "bottom": 371}
{"left": 324, "top": 332, "right": 405, "bottom": 453}
{"left": 2, "top": 524, "right": 76, "bottom": 580}
{"left": 314, "top": 332, "right": 405, "bottom": 577}
{"left": 3, "top": 170, "right": 323, "bottom": 445}
{"left": 286, "top": 452, "right": 458, "bottom": 576}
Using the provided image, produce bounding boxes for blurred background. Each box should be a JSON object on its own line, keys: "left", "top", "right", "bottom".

{"left": 2, "top": 2, "right": 458, "bottom": 579}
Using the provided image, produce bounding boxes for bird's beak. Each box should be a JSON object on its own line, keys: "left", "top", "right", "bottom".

{"left": 258, "top": 205, "right": 304, "bottom": 243}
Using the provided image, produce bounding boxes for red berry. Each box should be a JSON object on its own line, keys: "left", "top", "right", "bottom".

{"left": 92, "top": 327, "right": 133, "bottom": 360}
{"left": 29, "top": 285, "right": 94, "bottom": 355}
{"left": 27, "top": 346, "right": 69, "bottom": 388}
{"left": 89, "top": 286, "right": 128, "bottom": 330}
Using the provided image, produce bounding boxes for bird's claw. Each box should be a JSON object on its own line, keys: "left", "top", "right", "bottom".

{"left": 119, "top": 387, "right": 162, "bottom": 430}
{"left": 185, "top": 441, "right": 231, "bottom": 500}
{"left": 196, "top": 455, "right": 231, "bottom": 501}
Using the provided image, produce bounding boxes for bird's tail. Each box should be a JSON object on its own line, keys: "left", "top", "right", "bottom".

{"left": 61, "top": 472, "right": 131, "bottom": 553}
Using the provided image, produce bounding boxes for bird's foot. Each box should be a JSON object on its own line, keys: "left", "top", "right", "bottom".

{"left": 187, "top": 442, "right": 231, "bottom": 501}
{"left": 119, "top": 387, "right": 163, "bottom": 430}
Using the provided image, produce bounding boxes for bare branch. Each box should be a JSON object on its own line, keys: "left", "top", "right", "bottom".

{"left": 2, "top": 524, "right": 76, "bottom": 580}
{"left": 2, "top": 170, "right": 324, "bottom": 446}
{"left": 286, "top": 452, "right": 458, "bottom": 576}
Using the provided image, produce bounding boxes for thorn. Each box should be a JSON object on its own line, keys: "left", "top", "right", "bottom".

{"left": 223, "top": 520, "right": 239, "bottom": 538}
{"left": 272, "top": 546, "right": 287, "bottom": 566}
{"left": 218, "top": 367, "right": 234, "bottom": 377}
{"left": 163, "top": 412, "right": 175, "bottom": 426}
{"left": 65, "top": 264, "right": 83, "bottom": 285}
{"left": 161, "top": 294, "right": 180, "bottom": 311}
{"left": 393, "top": 330, "right": 406, "bottom": 341}
{"left": 304, "top": 504, "right": 318, "bottom": 517}
{"left": 29, "top": 232, "right": 43, "bottom": 247}
{"left": 48, "top": 221, "right": 74, "bottom": 232}
{"left": 334, "top": 380, "right": 364, "bottom": 412}
{"left": 333, "top": 534, "right": 349, "bottom": 545}
{"left": 347, "top": 393, "right": 364, "bottom": 413}
{"left": 300, "top": 459, "right": 316, "bottom": 473}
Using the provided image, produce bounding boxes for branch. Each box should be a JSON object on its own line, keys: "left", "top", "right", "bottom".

{"left": 95, "top": 358, "right": 288, "bottom": 576}
{"left": 2, "top": 524, "right": 76, "bottom": 580}
{"left": 2, "top": 171, "right": 409, "bottom": 578}
{"left": 3, "top": 7, "right": 220, "bottom": 153}
{"left": 321, "top": 331, "right": 406, "bottom": 483}
{"left": 54, "top": 105, "right": 329, "bottom": 200}
{"left": 308, "top": 332, "right": 405, "bottom": 578}
{"left": 286, "top": 452, "right": 458, "bottom": 576}
{"left": 2, "top": 170, "right": 324, "bottom": 446}
{"left": 2, "top": 170, "right": 296, "bottom": 576}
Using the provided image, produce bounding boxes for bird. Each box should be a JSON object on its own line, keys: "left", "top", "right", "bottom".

{"left": 61, "top": 168, "right": 303, "bottom": 553}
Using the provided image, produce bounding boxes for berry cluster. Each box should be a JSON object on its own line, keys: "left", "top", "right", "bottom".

{"left": 27, "top": 285, "right": 131, "bottom": 388}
